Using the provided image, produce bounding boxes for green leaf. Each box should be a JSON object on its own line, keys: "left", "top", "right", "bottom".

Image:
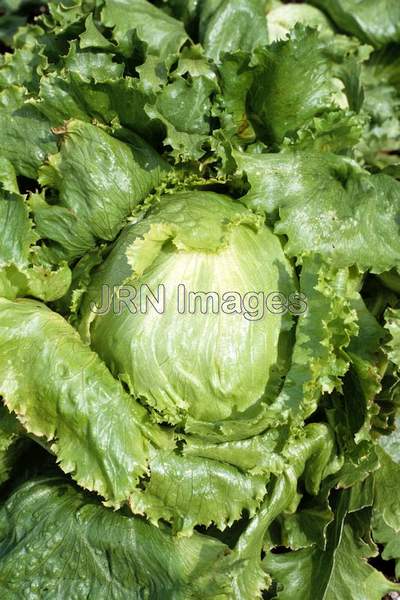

{"left": 144, "top": 74, "right": 217, "bottom": 161}
{"left": 227, "top": 425, "right": 340, "bottom": 598}
{"left": 344, "top": 295, "right": 385, "bottom": 443}
{"left": 358, "top": 47, "right": 400, "bottom": 168}
{"left": 130, "top": 449, "right": 267, "bottom": 535}
{"left": 35, "top": 119, "right": 169, "bottom": 260}
{"left": 372, "top": 423, "right": 400, "bottom": 579}
{"left": 0, "top": 188, "right": 71, "bottom": 302}
{"left": 0, "top": 190, "right": 37, "bottom": 268}
{"left": 270, "top": 256, "right": 358, "bottom": 425}
{"left": 0, "top": 86, "right": 57, "bottom": 178}
{"left": 34, "top": 70, "right": 163, "bottom": 141}
{"left": 0, "top": 475, "right": 239, "bottom": 599}
{"left": 101, "top": 0, "right": 188, "bottom": 60}
{"left": 310, "top": 0, "right": 400, "bottom": 47}
{"left": 264, "top": 493, "right": 400, "bottom": 600}
{"left": 374, "top": 445, "right": 400, "bottom": 533}
{"left": 0, "top": 44, "right": 47, "bottom": 93}
{"left": 0, "top": 298, "right": 172, "bottom": 508}
{"left": 64, "top": 43, "right": 125, "bottom": 83}
{"left": 0, "top": 297, "right": 272, "bottom": 535}
{"left": 182, "top": 427, "right": 286, "bottom": 475}
{"left": 79, "top": 14, "right": 117, "bottom": 52}
{"left": 278, "top": 496, "right": 334, "bottom": 550}
{"left": 250, "top": 26, "right": 352, "bottom": 144}
{"left": 45, "top": 0, "right": 94, "bottom": 34}
{"left": 0, "top": 157, "right": 18, "bottom": 193}
{"left": 234, "top": 149, "right": 400, "bottom": 273}
{"left": 199, "top": 0, "right": 268, "bottom": 63}
{"left": 217, "top": 51, "right": 256, "bottom": 144}
{"left": 285, "top": 110, "right": 365, "bottom": 154}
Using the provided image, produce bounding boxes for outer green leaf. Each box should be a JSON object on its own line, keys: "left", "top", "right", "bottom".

{"left": 234, "top": 150, "right": 400, "bottom": 273}
{"left": 358, "top": 47, "right": 400, "bottom": 168}
{"left": 0, "top": 190, "right": 37, "bottom": 268}
{"left": 0, "top": 298, "right": 172, "bottom": 507}
{"left": 182, "top": 427, "right": 286, "bottom": 475}
{"left": 0, "top": 157, "right": 18, "bottom": 193}
{"left": 0, "top": 45, "right": 46, "bottom": 92}
{"left": 79, "top": 14, "right": 117, "bottom": 52}
{"left": 310, "top": 0, "right": 400, "bottom": 47}
{"left": 286, "top": 110, "right": 365, "bottom": 154}
{"left": 278, "top": 496, "right": 333, "bottom": 550}
{"left": 64, "top": 43, "right": 125, "bottom": 83}
{"left": 218, "top": 51, "right": 256, "bottom": 144}
{"left": 0, "top": 298, "right": 274, "bottom": 534}
{"left": 101, "top": 0, "right": 188, "bottom": 60}
{"left": 45, "top": 0, "right": 95, "bottom": 34}
{"left": 34, "top": 70, "right": 162, "bottom": 141}
{"left": 379, "top": 417, "right": 400, "bottom": 462}
{"left": 0, "top": 188, "right": 71, "bottom": 302}
{"left": 35, "top": 119, "right": 169, "bottom": 260}
{"left": 199, "top": 0, "right": 268, "bottom": 63}
{"left": 250, "top": 27, "right": 350, "bottom": 144}
{"left": 227, "top": 424, "right": 340, "bottom": 598}
{"left": 344, "top": 295, "right": 385, "bottom": 443}
{"left": 0, "top": 476, "right": 237, "bottom": 599}
{"left": 0, "top": 86, "right": 57, "bottom": 178}
{"left": 264, "top": 493, "right": 399, "bottom": 600}
{"left": 130, "top": 449, "right": 267, "bottom": 535}
{"left": 145, "top": 74, "right": 216, "bottom": 161}
{"left": 270, "top": 256, "right": 358, "bottom": 425}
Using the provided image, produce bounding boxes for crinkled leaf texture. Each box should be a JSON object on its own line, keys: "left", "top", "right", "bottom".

{"left": 0, "top": 297, "right": 172, "bottom": 508}
{"left": 0, "top": 2, "right": 399, "bottom": 598}
{"left": 34, "top": 119, "right": 169, "bottom": 261}
{"left": 359, "top": 47, "right": 400, "bottom": 169}
{"left": 101, "top": 0, "right": 188, "bottom": 60}
{"left": 249, "top": 26, "right": 352, "bottom": 144}
{"left": 0, "top": 86, "right": 57, "bottom": 179}
{"left": 0, "top": 476, "right": 238, "bottom": 599}
{"left": 234, "top": 149, "right": 400, "bottom": 273}
{"left": 199, "top": 0, "right": 268, "bottom": 63}
{"left": 0, "top": 177, "right": 71, "bottom": 302}
{"left": 0, "top": 297, "right": 269, "bottom": 535}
